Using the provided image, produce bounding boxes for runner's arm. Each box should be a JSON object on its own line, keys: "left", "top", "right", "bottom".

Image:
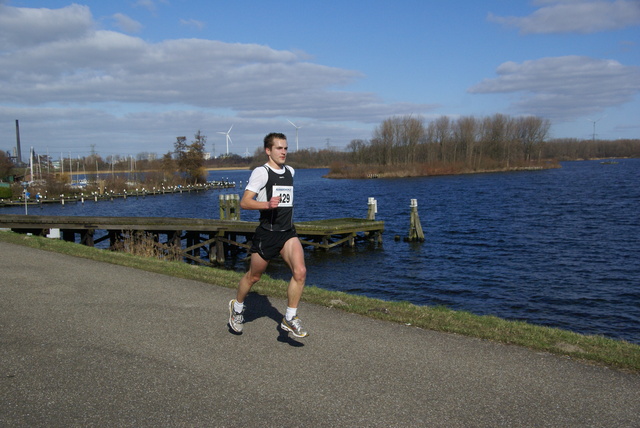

{"left": 240, "top": 189, "right": 279, "bottom": 210}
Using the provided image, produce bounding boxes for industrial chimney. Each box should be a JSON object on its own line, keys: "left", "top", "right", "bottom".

{"left": 15, "top": 119, "right": 23, "bottom": 164}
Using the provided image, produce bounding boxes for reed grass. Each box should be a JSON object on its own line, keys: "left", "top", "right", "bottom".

{"left": 1, "top": 230, "right": 638, "bottom": 373}
{"left": 111, "top": 230, "right": 183, "bottom": 261}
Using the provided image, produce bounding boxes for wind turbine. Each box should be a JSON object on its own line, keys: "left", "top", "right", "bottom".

{"left": 217, "top": 125, "right": 233, "bottom": 156}
{"left": 287, "top": 120, "right": 301, "bottom": 151}
{"left": 587, "top": 115, "right": 606, "bottom": 142}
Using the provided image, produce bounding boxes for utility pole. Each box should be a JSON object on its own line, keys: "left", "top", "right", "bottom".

{"left": 587, "top": 116, "right": 605, "bottom": 142}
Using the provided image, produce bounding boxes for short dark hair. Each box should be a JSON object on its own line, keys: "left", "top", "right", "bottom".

{"left": 264, "top": 132, "right": 287, "bottom": 149}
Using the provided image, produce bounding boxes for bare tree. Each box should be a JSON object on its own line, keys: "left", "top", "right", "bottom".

{"left": 0, "top": 151, "right": 15, "bottom": 179}
{"left": 453, "top": 116, "right": 478, "bottom": 167}
{"left": 515, "top": 116, "right": 550, "bottom": 162}
{"left": 369, "top": 116, "right": 426, "bottom": 166}
{"left": 370, "top": 118, "right": 395, "bottom": 165}
{"left": 431, "top": 116, "right": 451, "bottom": 163}
{"left": 479, "top": 114, "right": 510, "bottom": 167}
{"left": 403, "top": 116, "right": 424, "bottom": 164}
{"left": 346, "top": 139, "right": 367, "bottom": 165}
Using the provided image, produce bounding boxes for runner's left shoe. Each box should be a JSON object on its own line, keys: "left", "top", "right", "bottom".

{"left": 228, "top": 299, "right": 244, "bottom": 333}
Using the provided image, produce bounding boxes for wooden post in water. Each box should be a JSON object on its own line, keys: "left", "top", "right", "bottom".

{"left": 364, "top": 197, "right": 378, "bottom": 241}
{"left": 219, "top": 194, "right": 240, "bottom": 220}
{"left": 406, "top": 199, "right": 425, "bottom": 242}
{"left": 230, "top": 194, "right": 239, "bottom": 220}
{"left": 367, "top": 197, "right": 377, "bottom": 220}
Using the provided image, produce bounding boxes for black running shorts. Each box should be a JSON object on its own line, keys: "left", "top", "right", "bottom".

{"left": 250, "top": 227, "right": 298, "bottom": 261}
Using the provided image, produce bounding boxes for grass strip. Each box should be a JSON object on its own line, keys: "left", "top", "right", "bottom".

{"left": 1, "top": 230, "right": 638, "bottom": 374}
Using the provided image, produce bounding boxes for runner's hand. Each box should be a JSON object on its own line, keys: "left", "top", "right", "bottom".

{"left": 268, "top": 196, "right": 281, "bottom": 209}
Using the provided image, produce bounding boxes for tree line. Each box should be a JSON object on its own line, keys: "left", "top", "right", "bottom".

{"left": 542, "top": 138, "right": 640, "bottom": 160}
{"left": 321, "top": 114, "right": 640, "bottom": 178}
{"left": 331, "top": 114, "right": 551, "bottom": 177}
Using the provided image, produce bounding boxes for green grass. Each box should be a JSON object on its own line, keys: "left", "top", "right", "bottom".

{"left": 2, "top": 230, "right": 639, "bottom": 374}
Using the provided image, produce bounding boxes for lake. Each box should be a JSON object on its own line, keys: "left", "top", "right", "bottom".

{"left": 5, "top": 159, "right": 639, "bottom": 344}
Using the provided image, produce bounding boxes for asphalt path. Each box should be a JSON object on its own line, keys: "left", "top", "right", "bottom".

{"left": 1, "top": 241, "right": 639, "bottom": 427}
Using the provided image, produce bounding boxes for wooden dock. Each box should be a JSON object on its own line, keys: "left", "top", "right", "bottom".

{"left": 0, "top": 215, "right": 384, "bottom": 266}
{"left": 0, "top": 181, "right": 236, "bottom": 208}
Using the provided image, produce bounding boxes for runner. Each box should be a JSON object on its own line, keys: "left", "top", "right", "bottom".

{"left": 228, "top": 132, "right": 308, "bottom": 338}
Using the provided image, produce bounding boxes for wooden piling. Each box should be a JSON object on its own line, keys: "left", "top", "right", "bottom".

{"left": 406, "top": 199, "right": 425, "bottom": 242}
{"left": 219, "top": 194, "right": 240, "bottom": 220}
{"left": 367, "top": 197, "right": 377, "bottom": 220}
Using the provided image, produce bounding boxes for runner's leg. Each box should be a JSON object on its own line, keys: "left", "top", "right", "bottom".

{"left": 236, "top": 252, "right": 269, "bottom": 303}
{"left": 280, "top": 237, "right": 307, "bottom": 308}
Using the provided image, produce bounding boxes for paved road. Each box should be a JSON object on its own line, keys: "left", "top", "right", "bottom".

{"left": 1, "top": 241, "right": 639, "bottom": 427}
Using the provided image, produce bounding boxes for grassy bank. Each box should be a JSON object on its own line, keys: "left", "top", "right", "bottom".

{"left": 1, "top": 230, "right": 638, "bottom": 374}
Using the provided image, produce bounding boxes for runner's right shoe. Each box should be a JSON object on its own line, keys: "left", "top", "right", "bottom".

{"left": 228, "top": 299, "right": 244, "bottom": 333}
{"left": 281, "top": 315, "right": 308, "bottom": 338}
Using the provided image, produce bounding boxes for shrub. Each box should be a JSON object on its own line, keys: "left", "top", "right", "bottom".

{"left": 0, "top": 186, "right": 11, "bottom": 198}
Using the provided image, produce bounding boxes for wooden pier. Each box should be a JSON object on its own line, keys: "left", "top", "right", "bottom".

{"left": 0, "top": 181, "right": 236, "bottom": 208}
{"left": 0, "top": 214, "right": 384, "bottom": 266}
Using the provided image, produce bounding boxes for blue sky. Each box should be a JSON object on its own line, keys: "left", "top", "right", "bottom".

{"left": 1, "top": 0, "right": 639, "bottom": 159}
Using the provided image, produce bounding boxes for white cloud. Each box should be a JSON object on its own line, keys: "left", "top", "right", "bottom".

{"left": 134, "top": 0, "right": 158, "bottom": 13}
{"left": 0, "top": 6, "right": 431, "bottom": 122}
{"left": 0, "top": 3, "right": 434, "bottom": 154}
{"left": 468, "top": 56, "right": 640, "bottom": 119}
{"left": 112, "top": 13, "right": 143, "bottom": 33}
{"left": 179, "top": 19, "right": 206, "bottom": 31}
{"left": 488, "top": 0, "right": 640, "bottom": 34}
{"left": 0, "top": 3, "right": 93, "bottom": 49}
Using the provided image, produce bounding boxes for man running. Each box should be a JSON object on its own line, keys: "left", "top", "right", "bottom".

{"left": 228, "top": 132, "right": 308, "bottom": 338}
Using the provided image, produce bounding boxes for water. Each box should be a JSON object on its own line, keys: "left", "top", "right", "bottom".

{"left": 5, "top": 160, "right": 639, "bottom": 344}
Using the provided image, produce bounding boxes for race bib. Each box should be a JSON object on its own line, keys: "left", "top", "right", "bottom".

{"left": 273, "top": 185, "right": 293, "bottom": 207}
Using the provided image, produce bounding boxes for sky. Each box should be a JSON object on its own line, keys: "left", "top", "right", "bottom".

{"left": 1, "top": 0, "right": 639, "bottom": 160}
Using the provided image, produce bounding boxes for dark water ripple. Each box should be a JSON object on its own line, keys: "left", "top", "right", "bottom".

{"left": 4, "top": 160, "right": 639, "bottom": 343}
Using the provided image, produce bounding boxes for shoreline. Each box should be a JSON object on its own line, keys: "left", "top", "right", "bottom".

{"left": 205, "top": 166, "right": 250, "bottom": 171}
{"left": 325, "top": 163, "right": 562, "bottom": 179}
